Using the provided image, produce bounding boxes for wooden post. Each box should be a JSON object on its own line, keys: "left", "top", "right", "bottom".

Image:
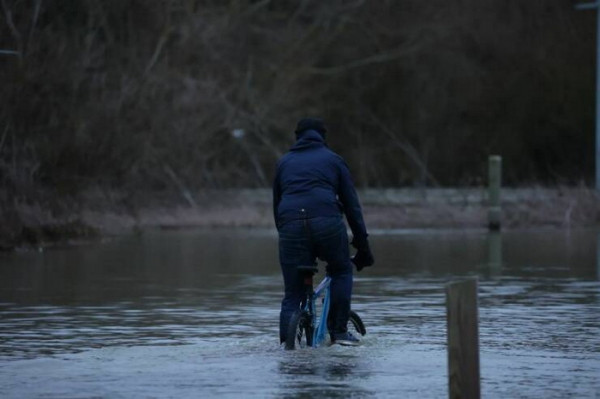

{"left": 597, "top": 232, "right": 600, "bottom": 281}
{"left": 488, "top": 231, "right": 502, "bottom": 276}
{"left": 446, "top": 279, "right": 480, "bottom": 399}
{"left": 488, "top": 155, "right": 502, "bottom": 230}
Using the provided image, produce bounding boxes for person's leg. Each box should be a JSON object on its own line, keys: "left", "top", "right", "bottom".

{"left": 311, "top": 216, "right": 353, "bottom": 336}
{"left": 278, "top": 220, "right": 315, "bottom": 343}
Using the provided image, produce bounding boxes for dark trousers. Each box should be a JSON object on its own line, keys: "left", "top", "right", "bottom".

{"left": 278, "top": 215, "right": 353, "bottom": 343}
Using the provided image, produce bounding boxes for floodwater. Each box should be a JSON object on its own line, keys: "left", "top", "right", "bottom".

{"left": 0, "top": 227, "right": 598, "bottom": 398}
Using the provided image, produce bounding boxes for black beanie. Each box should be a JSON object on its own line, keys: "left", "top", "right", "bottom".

{"left": 295, "top": 118, "right": 327, "bottom": 138}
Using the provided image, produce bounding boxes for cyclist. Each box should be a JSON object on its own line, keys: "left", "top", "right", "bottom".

{"left": 273, "top": 118, "right": 374, "bottom": 346}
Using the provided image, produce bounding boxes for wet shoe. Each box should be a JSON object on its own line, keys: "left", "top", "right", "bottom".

{"left": 332, "top": 332, "right": 360, "bottom": 346}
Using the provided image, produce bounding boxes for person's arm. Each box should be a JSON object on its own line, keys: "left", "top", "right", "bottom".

{"left": 337, "top": 159, "right": 367, "bottom": 244}
{"left": 337, "top": 159, "right": 373, "bottom": 269}
{"left": 272, "top": 166, "right": 282, "bottom": 228}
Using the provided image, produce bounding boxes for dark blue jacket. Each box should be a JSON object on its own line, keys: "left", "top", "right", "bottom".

{"left": 272, "top": 130, "right": 368, "bottom": 246}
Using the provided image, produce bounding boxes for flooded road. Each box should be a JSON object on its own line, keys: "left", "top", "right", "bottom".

{"left": 0, "top": 227, "right": 599, "bottom": 398}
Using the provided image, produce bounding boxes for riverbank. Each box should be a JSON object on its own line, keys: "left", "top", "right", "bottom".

{"left": 1, "top": 187, "right": 599, "bottom": 251}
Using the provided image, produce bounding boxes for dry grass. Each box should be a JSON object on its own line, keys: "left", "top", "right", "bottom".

{"left": 2, "top": 186, "right": 599, "bottom": 251}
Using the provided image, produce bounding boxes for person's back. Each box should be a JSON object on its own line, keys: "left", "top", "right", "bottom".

{"left": 273, "top": 118, "right": 374, "bottom": 346}
{"left": 274, "top": 130, "right": 346, "bottom": 225}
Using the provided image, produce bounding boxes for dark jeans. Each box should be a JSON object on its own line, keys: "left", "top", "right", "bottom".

{"left": 278, "top": 215, "right": 353, "bottom": 343}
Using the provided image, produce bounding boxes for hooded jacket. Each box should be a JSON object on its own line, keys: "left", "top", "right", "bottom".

{"left": 272, "top": 130, "right": 368, "bottom": 246}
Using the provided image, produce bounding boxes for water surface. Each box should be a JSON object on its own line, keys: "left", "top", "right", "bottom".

{"left": 0, "top": 227, "right": 598, "bottom": 398}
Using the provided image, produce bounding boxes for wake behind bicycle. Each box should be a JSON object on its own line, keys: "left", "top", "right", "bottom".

{"left": 284, "top": 264, "right": 366, "bottom": 350}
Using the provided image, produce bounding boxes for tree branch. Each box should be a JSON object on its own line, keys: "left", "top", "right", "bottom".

{"left": 366, "top": 109, "right": 439, "bottom": 186}
{"left": 1, "top": 0, "right": 23, "bottom": 60}
{"left": 305, "top": 47, "right": 413, "bottom": 76}
{"left": 26, "top": 0, "right": 42, "bottom": 56}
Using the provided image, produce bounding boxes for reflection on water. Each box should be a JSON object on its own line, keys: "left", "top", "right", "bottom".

{"left": 488, "top": 231, "right": 502, "bottom": 275}
{"left": 0, "top": 227, "right": 599, "bottom": 398}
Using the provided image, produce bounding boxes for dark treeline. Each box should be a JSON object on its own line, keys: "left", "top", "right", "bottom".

{"left": 0, "top": 0, "right": 595, "bottom": 205}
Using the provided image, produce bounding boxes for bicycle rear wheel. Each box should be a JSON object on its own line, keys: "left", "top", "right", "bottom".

{"left": 348, "top": 310, "right": 367, "bottom": 336}
{"left": 285, "top": 310, "right": 314, "bottom": 350}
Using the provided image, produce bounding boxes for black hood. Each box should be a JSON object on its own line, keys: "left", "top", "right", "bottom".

{"left": 290, "top": 130, "right": 326, "bottom": 151}
{"left": 295, "top": 118, "right": 327, "bottom": 140}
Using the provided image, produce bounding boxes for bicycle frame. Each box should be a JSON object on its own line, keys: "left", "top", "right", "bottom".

{"left": 301, "top": 275, "right": 332, "bottom": 347}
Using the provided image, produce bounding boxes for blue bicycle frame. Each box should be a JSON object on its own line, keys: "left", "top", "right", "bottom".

{"left": 286, "top": 263, "right": 366, "bottom": 350}
{"left": 303, "top": 275, "right": 332, "bottom": 347}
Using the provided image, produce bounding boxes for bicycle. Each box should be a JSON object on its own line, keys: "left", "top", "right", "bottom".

{"left": 284, "top": 264, "right": 366, "bottom": 350}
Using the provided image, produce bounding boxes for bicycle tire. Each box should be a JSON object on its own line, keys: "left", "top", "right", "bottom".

{"left": 348, "top": 310, "right": 367, "bottom": 336}
{"left": 285, "top": 310, "right": 314, "bottom": 350}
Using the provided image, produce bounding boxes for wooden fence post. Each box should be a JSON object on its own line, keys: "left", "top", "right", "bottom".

{"left": 446, "top": 278, "right": 480, "bottom": 399}
{"left": 488, "top": 155, "right": 502, "bottom": 230}
{"left": 597, "top": 232, "right": 600, "bottom": 281}
{"left": 488, "top": 231, "right": 502, "bottom": 276}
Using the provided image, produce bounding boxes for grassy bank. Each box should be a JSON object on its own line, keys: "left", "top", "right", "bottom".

{"left": 1, "top": 186, "right": 599, "bottom": 251}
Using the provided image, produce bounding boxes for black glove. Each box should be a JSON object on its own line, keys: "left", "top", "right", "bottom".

{"left": 351, "top": 240, "right": 374, "bottom": 272}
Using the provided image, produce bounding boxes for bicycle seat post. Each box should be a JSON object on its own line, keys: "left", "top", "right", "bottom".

{"left": 297, "top": 265, "right": 318, "bottom": 294}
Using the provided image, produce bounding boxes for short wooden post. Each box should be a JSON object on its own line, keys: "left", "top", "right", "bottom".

{"left": 446, "top": 279, "right": 480, "bottom": 399}
{"left": 488, "top": 155, "right": 502, "bottom": 230}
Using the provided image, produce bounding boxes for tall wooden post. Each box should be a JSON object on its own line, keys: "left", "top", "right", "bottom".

{"left": 488, "top": 231, "right": 502, "bottom": 276}
{"left": 488, "top": 155, "right": 502, "bottom": 230}
{"left": 446, "top": 279, "right": 480, "bottom": 399}
{"left": 575, "top": 2, "right": 600, "bottom": 190}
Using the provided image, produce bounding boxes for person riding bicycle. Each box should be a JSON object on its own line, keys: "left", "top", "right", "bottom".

{"left": 273, "top": 118, "right": 374, "bottom": 346}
